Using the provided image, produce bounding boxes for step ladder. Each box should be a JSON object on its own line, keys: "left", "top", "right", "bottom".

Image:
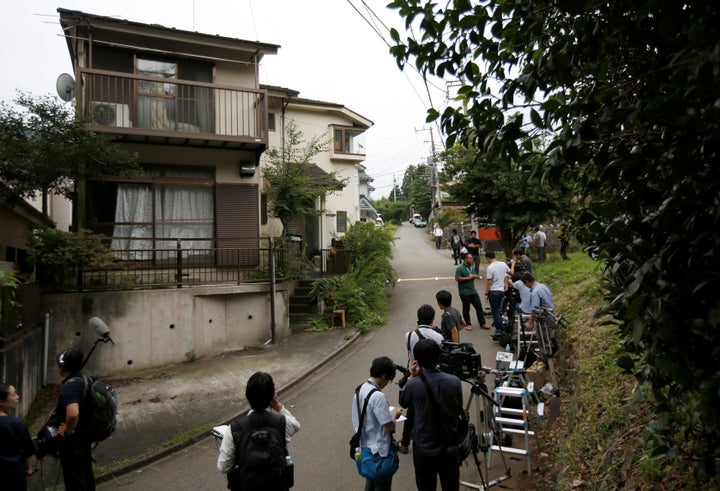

{"left": 489, "top": 360, "right": 538, "bottom": 474}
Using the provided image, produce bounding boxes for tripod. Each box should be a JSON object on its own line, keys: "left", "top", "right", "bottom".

{"left": 459, "top": 375, "right": 512, "bottom": 490}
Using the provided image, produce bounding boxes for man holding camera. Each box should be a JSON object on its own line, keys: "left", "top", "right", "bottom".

{"left": 52, "top": 348, "right": 95, "bottom": 490}
{"left": 399, "top": 339, "right": 464, "bottom": 491}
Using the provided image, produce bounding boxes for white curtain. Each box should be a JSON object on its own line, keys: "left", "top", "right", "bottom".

{"left": 111, "top": 170, "right": 214, "bottom": 260}
{"left": 111, "top": 185, "right": 153, "bottom": 260}
{"left": 155, "top": 184, "right": 213, "bottom": 254}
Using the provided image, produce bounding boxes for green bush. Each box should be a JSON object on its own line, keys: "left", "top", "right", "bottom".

{"left": 437, "top": 208, "right": 468, "bottom": 228}
{"left": 310, "top": 221, "right": 395, "bottom": 332}
{"left": 27, "top": 227, "right": 117, "bottom": 288}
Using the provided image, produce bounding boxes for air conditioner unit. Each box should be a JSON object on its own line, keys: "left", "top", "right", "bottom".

{"left": 90, "top": 102, "right": 131, "bottom": 127}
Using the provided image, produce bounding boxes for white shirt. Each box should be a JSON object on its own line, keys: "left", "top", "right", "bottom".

{"left": 486, "top": 260, "right": 510, "bottom": 292}
{"left": 217, "top": 406, "right": 301, "bottom": 473}
{"left": 434, "top": 226, "right": 443, "bottom": 237}
{"left": 534, "top": 231, "right": 547, "bottom": 247}
{"left": 404, "top": 326, "right": 444, "bottom": 362}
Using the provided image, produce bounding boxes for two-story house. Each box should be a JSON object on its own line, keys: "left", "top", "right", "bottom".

{"left": 262, "top": 86, "right": 372, "bottom": 251}
{"left": 45, "top": 9, "right": 372, "bottom": 374}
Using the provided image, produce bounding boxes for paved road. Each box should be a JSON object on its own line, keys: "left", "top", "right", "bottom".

{"left": 99, "top": 224, "right": 523, "bottom": 490}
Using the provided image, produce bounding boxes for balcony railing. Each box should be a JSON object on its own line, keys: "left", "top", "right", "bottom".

{"left": 79, "top": 68, "right": 267, "bottom": 148}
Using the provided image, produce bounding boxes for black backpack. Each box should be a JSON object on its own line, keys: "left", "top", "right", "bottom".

{"left": 228, "top": 411, "right": 289, "bottom": 491}
{"left": 70, "top": 375, "right": 118, "bottom": 443}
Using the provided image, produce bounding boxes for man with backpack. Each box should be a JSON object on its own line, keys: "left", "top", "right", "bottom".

{"left": 217, "top": 371, "right": 300, "bottom": 491}
{"left": 53, "top": 348, "right": 96, "bottom": 490}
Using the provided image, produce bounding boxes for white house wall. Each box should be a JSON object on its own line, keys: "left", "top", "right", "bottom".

{"left": 263, "top": 107, "right": 366, "bottom": 248}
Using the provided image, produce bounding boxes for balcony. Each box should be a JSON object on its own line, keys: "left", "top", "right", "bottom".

{"left": 79, "top": 69, "right": 268, "bottom": 152}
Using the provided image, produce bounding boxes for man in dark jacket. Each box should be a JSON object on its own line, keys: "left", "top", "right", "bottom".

{"left": 53, "top": 348, "right": 95, "bottom": 491}
{"left": 399, "top": 340, "right": 464, "bottom": 491}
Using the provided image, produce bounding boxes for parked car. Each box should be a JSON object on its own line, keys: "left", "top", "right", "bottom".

{"left": 414, "top": 218, "right": 427, "bottom": 228}
{"left": 410, "top": 213, "right": 422, "bottom": 224}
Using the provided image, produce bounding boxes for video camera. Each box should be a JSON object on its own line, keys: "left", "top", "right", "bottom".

{"left": 439, "top": 341, "right": 482, "bottom": 380}
{"left": 395, "top": 364, "right": 411, "bottom": 389}
{"left": 33, "top": 421, "right": 62, "bottom": 458}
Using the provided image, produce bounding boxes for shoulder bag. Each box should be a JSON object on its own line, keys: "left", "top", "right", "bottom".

{"left": 419, "top": 373, "right": 476, "bottom": 466}
{"left": 350, "top": 383, "right": 399, "bottom": 482}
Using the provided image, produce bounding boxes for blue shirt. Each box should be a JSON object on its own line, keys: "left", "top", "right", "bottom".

{"left": 529, "top": 282, "right": 554, "bottom": 311}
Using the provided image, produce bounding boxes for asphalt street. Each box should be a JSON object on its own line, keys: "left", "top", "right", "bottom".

{"left": 95, "top": 223, "right": 529, "bottom": 490}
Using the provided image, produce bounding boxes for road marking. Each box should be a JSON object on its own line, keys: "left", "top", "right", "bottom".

{"left": 397, "top": 276, "right": 483, "bottom": 282}
{"left": 397, "top": 276, "right": 452, "bottom": 282}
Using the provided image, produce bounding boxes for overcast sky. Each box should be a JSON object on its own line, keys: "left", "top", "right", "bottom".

{"left": 3, "top": 0, "right": 451, "bottom": 198}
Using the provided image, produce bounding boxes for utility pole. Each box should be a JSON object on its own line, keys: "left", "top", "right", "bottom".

{"left": 392, "top": 174, "right": 397, "bottom": 202}
{"left": 416, "top": 126, "right": 442, "bottom": 210}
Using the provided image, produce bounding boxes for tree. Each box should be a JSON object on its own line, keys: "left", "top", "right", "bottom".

{"left": 389, "top": 0, "right": 720, "bottom": 476}
{"left": 402, "top": 164, "right": 433, "bottom": 218}
{"left": 374, "top": 196, "right": 410, "bottom": 225}
{"left": 439, "top": 142, "right": 572, "bottom": 255}
{"left": 262, "top": 120, "right": 346, "bottom": 236}
{"left": 0, "top": 93, "right": 138, "bottom": 218}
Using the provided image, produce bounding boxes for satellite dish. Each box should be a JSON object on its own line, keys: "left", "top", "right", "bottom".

{"left": 56, "top": 73, "right": 76, "bottom": 102}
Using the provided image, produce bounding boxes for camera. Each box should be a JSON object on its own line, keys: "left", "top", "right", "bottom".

{"left": 33, "top": 423, "right": 62, "bottom": 458}
{"left": 395, "top": 364, "right": 410, "bottom": 389}
{"left": 439, "top": 341, "right": 482, "bottom": 380}
{"left": 504, "top": 285, "right": 521, "bottom": 305}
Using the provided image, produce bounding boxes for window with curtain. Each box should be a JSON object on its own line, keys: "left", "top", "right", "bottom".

{"left": 105, "top": 166, "right": 214, "bottom": 261}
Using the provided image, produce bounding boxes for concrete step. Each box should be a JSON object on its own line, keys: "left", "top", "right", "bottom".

{"left": 289, "top": 304, "right": 318, "bottom": 315}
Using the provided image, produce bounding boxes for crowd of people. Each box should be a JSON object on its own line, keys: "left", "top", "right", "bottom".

{"left": 345, "top": 224, "right": 557, "bottom": 490}
{"left": 0, "top": 225, "right": 558, "bottom": 491}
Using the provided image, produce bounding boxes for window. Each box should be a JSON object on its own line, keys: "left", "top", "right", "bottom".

{"left": 333, "top": 127, "right": 365, "bottom": 154}
{"left": 87, "top": 166, "right": 215, "bottom": 260}
{"left": 337, "top": 211, "right": 348, "bottom": 233}
{"left": 268, "top": 112, "right": 276, "bottom": 131}
{"left": 136, "top": 58, "right": 214, "bottom": 133}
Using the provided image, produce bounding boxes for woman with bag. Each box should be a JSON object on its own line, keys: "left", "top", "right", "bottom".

{"left": 350, "top": 357, "right": 402, "bottom": 490}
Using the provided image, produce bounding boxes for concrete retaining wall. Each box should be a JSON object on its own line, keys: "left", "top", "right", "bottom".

{"left": 42, "top": 283, "right": 290, "bottom": 383}
{"left": 0, "top": 327, "right": 44, "bottom": 417}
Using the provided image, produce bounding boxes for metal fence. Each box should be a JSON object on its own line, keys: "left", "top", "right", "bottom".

{"left": 39, "top": 243, "right": 353, "bottom": 293}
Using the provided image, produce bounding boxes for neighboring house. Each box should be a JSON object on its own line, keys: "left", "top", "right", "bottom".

{"left": 0, "top": 193, "right": 49, "bottom": 281}
{"left": 262, "top": 86, "right": 373, "bottom": 252}
{"left": 357, "top": 163, "right": 380, "bottom": 223}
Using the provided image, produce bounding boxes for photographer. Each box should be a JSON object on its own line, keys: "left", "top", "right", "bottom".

{"left": 399, "top": 305, "right": 444, "bottom": 454}
{"left": 521, "top": 272, "right": 555, "bottom": 330}
{"left": 217, "top": 371, "right": 300, "bottom": 491}
{"left": 52, "top": 348, "right": 95, "bottom": 490}
{"left": 399, "top": 339, "right": 464, "bottom": 491}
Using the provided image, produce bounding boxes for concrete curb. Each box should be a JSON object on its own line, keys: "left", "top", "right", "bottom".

{"left": 95, "top": 330, "right": 361, "bottom": 483}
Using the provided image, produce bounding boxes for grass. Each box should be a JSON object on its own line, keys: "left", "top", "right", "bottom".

{"left": 525, "top": 252, "right": 719, "bottom": 490}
